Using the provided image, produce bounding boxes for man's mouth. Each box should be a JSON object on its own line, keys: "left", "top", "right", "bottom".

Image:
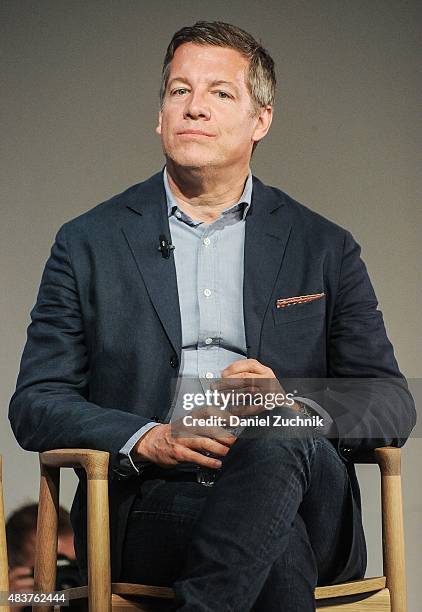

{"left": 177, "top": 130, "right": 215, "bottom": 137}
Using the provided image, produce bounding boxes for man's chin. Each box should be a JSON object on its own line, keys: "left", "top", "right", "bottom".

{"left": 166, "top": 153, "right": 220, "bottom": 171}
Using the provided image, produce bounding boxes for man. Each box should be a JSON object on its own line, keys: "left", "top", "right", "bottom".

{"left": 9, "top": 21, "right": 415, "bottom": 611}
{"left": 6, "top": 504, "right": 79, "bottom": 611}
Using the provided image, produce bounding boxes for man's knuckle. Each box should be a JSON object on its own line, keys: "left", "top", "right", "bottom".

{"left": 173, "top": 447, "right": 183, "bottom": 460}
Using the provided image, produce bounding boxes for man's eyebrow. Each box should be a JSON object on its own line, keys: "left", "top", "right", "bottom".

{"left": 167, "top": 77, "right": 240, "bottom": 95}
{"left": 209, "top": 80, "right": 240, "bottom": 95}
{"left": 167, "top": 77, "right": 189, "bottom": 88}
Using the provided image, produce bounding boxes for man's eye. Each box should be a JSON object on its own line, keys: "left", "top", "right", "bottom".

{"left": 172, "top": 88, "right": 189, "bottom": 95}
{"left": 216, "top": 91, "right": 230, "bottom": 99}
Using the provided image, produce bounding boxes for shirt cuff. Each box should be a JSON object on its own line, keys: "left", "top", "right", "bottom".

{"left": 294, "top": 396, "right": 334, "bottom": 435}
{"left": 119, "top": 422, "right": 161, "bottom": 474}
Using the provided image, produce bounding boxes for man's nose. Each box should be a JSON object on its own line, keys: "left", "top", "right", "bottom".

{"left": 183, "top": 91, "right": 211, "bottom": 120}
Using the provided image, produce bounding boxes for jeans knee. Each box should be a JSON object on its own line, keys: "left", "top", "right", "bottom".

{"left": 223, "top": 433, "right": 317, "bottom": 481}
{"left": 240, "top": 432, "right": 315, "bottom": 458}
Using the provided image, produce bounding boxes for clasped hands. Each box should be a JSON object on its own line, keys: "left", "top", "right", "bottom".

{"left": 134, "top": 359, "right": 299, "bottom": 469}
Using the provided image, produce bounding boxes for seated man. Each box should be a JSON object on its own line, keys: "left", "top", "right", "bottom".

{"left": 9, "top": 20, "right": 415, "bottom": 612}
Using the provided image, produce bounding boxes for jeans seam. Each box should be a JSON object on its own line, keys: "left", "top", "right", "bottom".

{"left": 130, "top": 510, "right": 198, "bottom": 522}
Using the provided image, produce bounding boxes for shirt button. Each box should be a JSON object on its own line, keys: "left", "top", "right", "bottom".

{"left": 205, "top": 337, "right": 213, "bottom": 345}
{"left": 170, "top": 355, "right": 179, "bottom": 368}
{"left": 203, "top": 288, "right": 212, "bottom": 297}
{"left": 175, "top": 210, "right": 181, "bottom": 218}
{"left": 203, "top": 237, "right": 211, "bottom": 246}
{"left": 205, "top": 372, "right": 214, "bottom": 379}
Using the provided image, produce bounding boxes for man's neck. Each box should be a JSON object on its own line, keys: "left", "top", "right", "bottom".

{"left": 165, "top": 162, "right": 250, "bottom": 223}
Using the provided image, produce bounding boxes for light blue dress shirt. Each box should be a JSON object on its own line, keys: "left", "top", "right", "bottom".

{"left": 119, "top": 168, "right": 331, "bottom": 472}
{"left": 119, "top": 168, "right": 251, "bottom": 471}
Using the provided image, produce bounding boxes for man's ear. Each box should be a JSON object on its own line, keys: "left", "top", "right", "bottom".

{"left": 156, "top": 110, "right": 162, "bottom": 135}
{"left": 252, "top": 105, "right": 273, "bottom": 145}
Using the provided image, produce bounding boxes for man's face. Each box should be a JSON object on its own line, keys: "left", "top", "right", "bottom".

{"left": 156, "top": 43, "right": 272, "bottom": 171}
{"left": 14, "top": 530, "right": 76, "bottom": 567}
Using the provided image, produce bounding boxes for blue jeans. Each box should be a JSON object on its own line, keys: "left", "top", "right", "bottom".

{"left": 121, "top": 434, "right": 366, "bottom": 611}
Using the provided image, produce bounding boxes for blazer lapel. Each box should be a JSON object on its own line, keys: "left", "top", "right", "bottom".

{"left": 244, "top": 177, "right": 292, "bottom": 358}
{"left": 121, "top": 172, "right": 182, "bottom": 359}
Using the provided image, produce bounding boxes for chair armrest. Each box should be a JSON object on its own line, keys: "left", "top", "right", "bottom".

{"left": 35, "top": 450, "right": 112, "bottom": 611}
{"left": 374, "top": 447, "right": 401, "bottom": 476}
{"left": 356, "top": 446, "right": 401, "bottom": 476}
{"left": 40, "top": 449, "right": 110, "bottom": 480}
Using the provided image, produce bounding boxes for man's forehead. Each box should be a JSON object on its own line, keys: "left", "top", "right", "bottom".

{"left": 171, "top": 43, "right": 248, "bottom": 69}
{"left": 168, "top": 44, "right": 249, "bottom": 87}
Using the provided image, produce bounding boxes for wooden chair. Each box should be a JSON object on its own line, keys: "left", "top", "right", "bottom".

{"left": 0, "top": 456, "right": 10, "bottom": 612}
{"left": 33, "top": 447, "right": 407, "bottom": 611}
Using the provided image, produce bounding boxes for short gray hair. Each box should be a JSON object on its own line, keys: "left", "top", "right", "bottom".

{"left": 160, "top": 21, "right": 276, "bottom": 113}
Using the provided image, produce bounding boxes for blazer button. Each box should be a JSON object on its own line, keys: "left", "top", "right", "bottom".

{"left": 170, "top": 355, "right": 178, "bottom": 368}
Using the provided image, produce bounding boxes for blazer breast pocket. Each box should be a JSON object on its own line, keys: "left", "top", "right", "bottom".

{"left": 272, "top": 294, "right": 326, "bottom": 325}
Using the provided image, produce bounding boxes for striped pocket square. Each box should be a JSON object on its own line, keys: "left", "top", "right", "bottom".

{"left": 276, "top": 292, "right": 325, "bottom": 309}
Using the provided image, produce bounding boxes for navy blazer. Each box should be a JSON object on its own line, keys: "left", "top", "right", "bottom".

{"left": 9, "top": 171, "right": 416, "bottom": 582}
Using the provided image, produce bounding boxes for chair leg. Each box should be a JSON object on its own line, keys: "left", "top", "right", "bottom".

{"left": 34, "top": 463, "right": 59, "bottom": 612}
{"left": 376, "top": 448, "right": 407, "bottom": 612}
{"left": 381, "top": 473, "right": 407, "bottom": 612}
{"left": 86, "top": 478, "right": 111, "bottom": 612}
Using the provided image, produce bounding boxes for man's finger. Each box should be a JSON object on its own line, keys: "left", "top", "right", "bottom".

{"left": 229, "top": 404, "right": 267, "bottom": 416}
{"left": 10, "top": 578, "right": 35, "bottom": 591}
{"left": 172, "top": 408, "right": 237, "bottom": 443}
{"left": 212, "top": 377, "right": 262, "bottom": 390}
{"left": 173, "top": 423, "right": 237, "bottom": 445}
{"left": 187, "top": 436, "right": 233, "bottom": 457}
{"left": 221, "top": 359, "right": 269, "bottom": 377}
{"left": 9, "top": 567, "right": 33, "bottom": 578}
{"left": 173, "top": 444, "right": 223, "bottom": 469}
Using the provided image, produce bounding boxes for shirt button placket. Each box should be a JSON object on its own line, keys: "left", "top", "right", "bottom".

{"left": 198, "top": 226, "right": 217, "bottom": 386}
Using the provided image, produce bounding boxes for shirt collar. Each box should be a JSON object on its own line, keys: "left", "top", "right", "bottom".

{"left": 163, "top": 166, "right": 253, "bottom": 224}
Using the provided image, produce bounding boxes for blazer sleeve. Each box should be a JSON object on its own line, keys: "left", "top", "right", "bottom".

{"left": 8, "top": 225, "right": 153, "bottom": 459}
{"left": 303, "top": 230, "right": 416, "bottom": 460}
